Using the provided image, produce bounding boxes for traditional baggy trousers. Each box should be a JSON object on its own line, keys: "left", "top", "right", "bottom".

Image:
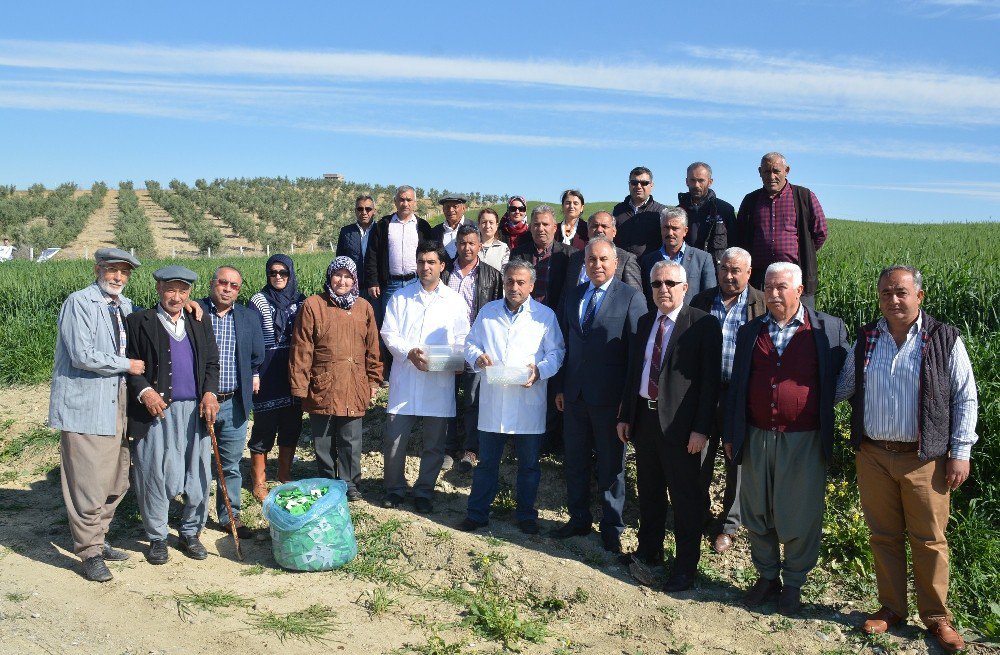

{"left": 60, "top": 383, "right": 131, "bottom": 560}
{"left": 132, "top": 399, "right": 211, "bottom": 541}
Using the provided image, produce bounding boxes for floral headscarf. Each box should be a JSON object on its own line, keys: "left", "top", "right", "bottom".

{"left": 325, "top": 256, "right": 359, "bottom": 310}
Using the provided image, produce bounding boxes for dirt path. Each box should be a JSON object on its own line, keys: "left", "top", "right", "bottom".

{"left": 136, "top": 189, "right": 193, "bottom": 258}
{"left": 0, "top": 384, "right": 989, "bottom": 654}
{"left": 56, "top": 190, "right": 119, "bottom": 261}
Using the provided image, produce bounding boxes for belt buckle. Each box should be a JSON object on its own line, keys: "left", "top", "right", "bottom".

{"left": 646, "top": 399, "right": 658, "bottom": 410}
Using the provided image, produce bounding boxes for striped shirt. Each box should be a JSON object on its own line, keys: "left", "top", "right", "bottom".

{"left": 710, "top": 286, "right": 749, "bottom": 383}
{"left": 762, "top": 303, "right": 806, "bottom": 356}
{"left": 208, "top": 300, "right": 238, "bottom": 394}
{"left": 835, "top": 316, "right": 980, "bottom": 459}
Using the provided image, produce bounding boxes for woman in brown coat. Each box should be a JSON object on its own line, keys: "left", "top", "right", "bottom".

{"left": 289, "top": 256, "right": 382, "bottom": 501}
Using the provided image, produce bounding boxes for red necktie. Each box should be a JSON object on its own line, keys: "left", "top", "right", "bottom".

{"left": 646, "top": 314, "right": 668, "bottom": 399}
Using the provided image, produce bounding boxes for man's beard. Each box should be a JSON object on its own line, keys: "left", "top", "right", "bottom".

{"left": 97, "top": 278, "right": 125, "bottom": 296}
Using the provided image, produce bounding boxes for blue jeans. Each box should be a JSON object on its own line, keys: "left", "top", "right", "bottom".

{"left": 212, "top": 397, "right": 249, "bottom": 524}
{"left": 467, "top": 430, "right": 543, "bottom": 524}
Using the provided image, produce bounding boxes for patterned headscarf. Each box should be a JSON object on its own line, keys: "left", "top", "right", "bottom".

{"left": 500, "top": 195, "right": 531, "bottom": 250}
{"left": 260, "top": 254, "right": 305, "bottom": 342}
{"left": 325, "top": 256, "right": 360, "bottom": 310}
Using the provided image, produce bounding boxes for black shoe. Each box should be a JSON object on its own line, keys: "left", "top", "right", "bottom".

{"left": 413, "top": 496, "right": 433, "bottom": 514}
{"left": 102, "top": 542, "right": 130, "bottom": 562}
{"left": 82, "top": 556, "right": 113, "bottom": 582}
{"left": 233, "top": 519, "right": 254, "bottom": 540}
{"left": 777, "top": 585, "right": 802, "bottom": 616}
{"left": 459, "top": 517, "right": 488, "bottom": 532}
{"left": 663, "top": 572, "right": 695, "bottom": 593}
{"left": 178, "top": 534, "right": 208, "bottom": 560}
{"left": 551, "top": 522, "right": 592, "bottom": 539}
{"left": 346, "top": 488, "right": 363, "bottom": 502}
{"left": 519, "top": 519, "right": 539, "bottom": 535}
{"left": 618, "top": 551, "right": 662, "bottom": 568}
{"left": 146, "top": 539, "right": 169, "bottom": 565}
{"left": 383, "top": 492, "right": 405, "bottom": 509}
{"left": 743, "top": 577, "right": 782, "bottom": 608}
{"left": 601, "top": 534, "right": 622, "bottom": 554}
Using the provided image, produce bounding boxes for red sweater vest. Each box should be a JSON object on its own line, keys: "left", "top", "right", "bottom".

{"left": 747, "top": 318, "right": 821, "bottom": 432}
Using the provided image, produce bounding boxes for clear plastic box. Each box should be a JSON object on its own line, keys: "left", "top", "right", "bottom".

{"left": 484, "top": 364, "right": 532, "bottom": 386}
{"left": 421, "top": 344, "right": 466, "bottom": 372}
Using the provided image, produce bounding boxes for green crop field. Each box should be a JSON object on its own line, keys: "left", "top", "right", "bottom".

{"left": 0, "top": 216, "right": 997, "bottom": 635}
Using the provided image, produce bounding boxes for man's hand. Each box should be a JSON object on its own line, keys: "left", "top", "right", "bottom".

{"left": 184, "top": 300, "right": 203, "bottom": 321}
{"left": 555, "top": 392, "right": 565, "bottom": 412}
{"left": 616, "top": 422, "right": 630, "bottom": 444}
{"left": 522, "top": 363, "right": 539, "bottom": 388}
{"left": 946, "top": 458, "right": 971, "bottom": 490}
{"left": 407, "top": 347, "right": 429, "bottom": 372}
{"left": 368, "top": 286, "right": 381, "bottom": 299}
{"left": 140, "top": 388, "right": 167, "bottom": 418}
{"left": 128, "top": 359, "right": 146, "bottom": 375}
{"left": 200, "top": 392, "right": 220, "bottom": 425}
{"left": 687, "top": 431, "right": 708, "bottom": 455}
{"left": 724, "top": 443, "right": 734, "bottom": 462}
{"left": 253, "top": 376, "right": 260, "bottom": 394}
{"left": 475, "top": 353, "right": 493, "bottom": 369}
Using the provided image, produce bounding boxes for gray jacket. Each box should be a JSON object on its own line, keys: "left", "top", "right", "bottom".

{"left": 48, "top": 283, "right": 134, "bottom": 436}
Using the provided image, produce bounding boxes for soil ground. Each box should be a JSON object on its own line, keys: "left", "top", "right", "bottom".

{"left": 0, "top": 384, "right": 993, "bottom": 655}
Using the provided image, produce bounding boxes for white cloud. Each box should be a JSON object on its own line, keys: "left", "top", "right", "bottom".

{"left": 820, "top": 181, "right": 1000, "bottom": 201}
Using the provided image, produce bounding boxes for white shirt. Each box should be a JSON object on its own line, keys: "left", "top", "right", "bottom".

{"left": 387, "top": 214, "right": 419, "bottom": 276}
{"left": 480, "top": 240, "right": 510, "bottom": 271}
{"left": 639, "top": 305, "right": 683, "bottom": 400}
{"left": 0, "top": 244, "right": 13, "bottom": 261}
{"left": 440, "top": 217, "right": 473, "bottom": 259}
{"left": 381, "top": 282, "right": 471, "bottom": 417}
{"left": 465, "top": 298, "right": 566, "bottom": 435}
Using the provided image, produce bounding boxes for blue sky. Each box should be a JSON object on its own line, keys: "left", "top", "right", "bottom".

{"left": 1, "top": 0, "right": 998, "bottom": 222}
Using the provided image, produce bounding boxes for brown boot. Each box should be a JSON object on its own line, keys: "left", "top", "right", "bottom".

{"left": 250, "top": 452, "right": 268, "bottom": 502}
{"left": 277, "top": 446, "right": 295, "bottom": 483}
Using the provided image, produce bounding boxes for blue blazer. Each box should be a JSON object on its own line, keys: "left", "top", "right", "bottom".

{"left": 555, "top": 278, "right": 646, "bottom": 407}
{"left": 336, "top": 223, "right": 370, "bottom": 290}
{"left": 198, "top": 299, "right": 266, "bottom": 426}
{"left": 638, "top": 245, "right": 717, "bottom": 309}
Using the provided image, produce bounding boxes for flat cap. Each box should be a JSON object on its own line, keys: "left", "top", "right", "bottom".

{"left": 95, "top": 247, "right": 141, "bottom": 268}
{"left": 152, "top": 265, "right": 197, "bottom": 286}
{"left": 438, "top": 195, "right": 467, "bottom": 205}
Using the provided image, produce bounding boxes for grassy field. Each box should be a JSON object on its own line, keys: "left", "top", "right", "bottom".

{"left": 0, "top": 216, "right": 997, "bottom": 636}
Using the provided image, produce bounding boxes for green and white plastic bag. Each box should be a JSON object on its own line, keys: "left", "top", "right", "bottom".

{"left": 262, "top": 478, "right": 358, "bottom": 571}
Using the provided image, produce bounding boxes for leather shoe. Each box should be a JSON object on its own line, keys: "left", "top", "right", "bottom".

{"left": 519, "top": 519, "right": 539, "bottom": 535}
{"left": 927, "top": 618, "right": 965, "bottom": 653}
{"left": 413, "top": 496, "right": 433, "bottom": 514}
{"left": 146, "top": 539, "right": 169, "bottom": 565}
{"left": 743, "top": 576, "right": 782, "bottom": 608}
{"left": 713, "top": 533, "right": 735, "bottom": 554}
{"left": 551, "top": 522, "right": 591, "bottom": 539}
{"left": 346, "top": 488, "right": 363, "bottom": 502}
{"left": 178, "top": 534, "right": 208, "bottom": 560}
{"left": 82, "top": 556, "right": 113, "bottom": 582}
{"left": 459, "top": 517, "right": 488, "bottom": 532}
{"left": 601, "top": 534, "right": 622, "bottom": 554}
{"left": 458, "top": 451, "right": 478, "bottom": 472}
{"left": 102, "top": 542, "right": 130, "bottom": 561}
{"left": 663, "top": 572, "right": 694, "bottom": 593}
{"left": 777, "top": 585, "right": 802, "bottom": 616}
{"left": 862, "top": 607, "right": 903, "bottom": 634}
{"left": 383, "top": 493, "right": 405, "bottom": 509}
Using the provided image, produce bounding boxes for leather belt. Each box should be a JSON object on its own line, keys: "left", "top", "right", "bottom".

{"left": 641, "top": 397, "right": 657, "bottom": 410}
{"left": 216, "top": 391, "right": 236, "bottom": 402}
{"left": 389, "top": 273, "right": 416, "bottom": 281}
{"left": 863, "top": 436, "right": 918, "bottom": 453}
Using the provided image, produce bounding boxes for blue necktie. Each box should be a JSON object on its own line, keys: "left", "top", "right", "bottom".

{"left": 581, "top": 288, "right": 603, "bottom": 335}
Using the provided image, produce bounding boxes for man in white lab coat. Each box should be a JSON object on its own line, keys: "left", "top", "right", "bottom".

{"left": 459, "top": 259, "right": 566, "bottom": 535}
{"left": 381, "top": 240, "right": 471, "bottom": 514}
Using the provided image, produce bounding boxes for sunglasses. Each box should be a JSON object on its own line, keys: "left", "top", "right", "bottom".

{"left": 629, "top": 179, "right": 652, "bottom": 187}
{"left": 508, "top": 206, "right": 526, "bottom": 212}
{"left": 651, "top": 279, "right": 684, "bottom": 289}
{"left": 267, "top": 270, "right": 290, "bottom": 278}
{"left": 355, "top": 206, "right": 374, "bottom": 212}
{"left": 215, "top": 280, "right": 241, "bottom": 290}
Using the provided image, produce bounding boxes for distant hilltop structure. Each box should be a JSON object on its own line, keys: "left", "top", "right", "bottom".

{"left": 323, "top": 173, "right": 345, "bottom": 181}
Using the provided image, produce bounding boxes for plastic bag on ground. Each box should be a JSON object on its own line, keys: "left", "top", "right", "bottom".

{"left": 261, "top": 478, "right": 358, "bottom": 571}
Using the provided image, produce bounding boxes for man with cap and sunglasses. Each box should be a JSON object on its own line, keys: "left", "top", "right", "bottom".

{"left": 126, "top": 265, "right": 220, "bottom": 565}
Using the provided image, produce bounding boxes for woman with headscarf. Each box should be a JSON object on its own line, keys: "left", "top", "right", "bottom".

{"left": 499, "top": 195, "right": 531, "bottom": 251}
{"left": 477, "top": 208, "right": 510, "bottom": 271}
{"left": 247, "top": 254, "right": 306, "bottom": 500}
{"left": 289, "top": 257, "right": 382, "bottom": 502}
{"left": 557, "top": 189, "right": 588, "bottom": 250}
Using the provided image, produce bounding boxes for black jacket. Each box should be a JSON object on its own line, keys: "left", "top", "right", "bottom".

{"left": 125, "top": 307, "right": 220, "bottom": 439}
{"left": 336, "top": 222, "right": 374, "bottom": 290}
{"left": 509, "top": 240, "right": 574, "bottom": 311}
{"left": 689, "top": 285, "right": 767, "bottom": 324}
{"left": 439, "top": 259, "right": 504, "bottom": 322}
{"left": 678, "top": 190, "right": 736, "bottom": 265}
{"left": 612, "top": 196, "right": 666, "bottom": 258}
{"left": 363, "top": 214, "right": 434, "bottom": 290}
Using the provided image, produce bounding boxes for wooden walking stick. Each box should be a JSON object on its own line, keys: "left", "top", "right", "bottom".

{"left": 208, "top": 422, "right": 244, "bottom": 560}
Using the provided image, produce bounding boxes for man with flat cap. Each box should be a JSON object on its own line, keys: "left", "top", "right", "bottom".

{"left": 429, "top": 195, "right": 475, "bottom": 262}
{"left": 50, "top": 248, "right": 145, "bottom": 582}
{"left": 126, "top": 265, "right": 220, "bottom": 564}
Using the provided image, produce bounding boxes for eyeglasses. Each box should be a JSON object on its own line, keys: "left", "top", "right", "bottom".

{"left": 215, "top": 280, "right": 241, "bottom": 289}
{"left": 355, "top": 206, "right": 374, "bottom": 213}
{"left": 629, "top": 179, "right": 652, "bottom": 187}
{"left": 100, "top": 265, "right": 133, "bottom": 275}
{"left": 651, "top": 279, "right": 684, "bottom": 289}
{"left": 508, "top": 206, "right": 526, "bottom": 213}
{"left": 267, "top": 270, "right": 290, "bottom": 278}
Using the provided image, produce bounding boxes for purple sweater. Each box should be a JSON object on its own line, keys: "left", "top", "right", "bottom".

{"left": 170, "top": 333, "right": 198, "bottom": 401}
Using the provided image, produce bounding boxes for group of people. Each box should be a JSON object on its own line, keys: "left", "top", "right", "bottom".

{"left": 50, "top": 153, "right": 979, "bottom": 653}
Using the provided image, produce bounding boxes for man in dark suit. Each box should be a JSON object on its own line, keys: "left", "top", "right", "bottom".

{"left": 612, "top": 165, "right": 666, "bottom": 258}
{"left": 689, "top": 247, "right": 766, "bottom": 555}
{"left": 639, "top": 206, "right": 716, "bottom": 309}
{"left": 564, "top": 211, "right": 642, "bottom": 293}
{"left": 198, "top": 266, "right": 265, "bottom": 540}
{"left": 440, "top": 224, "right": 504, "bottom": 472}
{"left": 126, "top": 266, "right": 220, "bottom": 565}
{"left": 429, "top": 195, "right": 475, "bottom": 262}
{"left": 723, "top": 262, "right": 848, "bottom": 615}
{"left": 553, "top": 237, "right": 646, "bottom": 553}
{"left": 617, "top": 260, "right": 722, "bottom": 593}
{"left": 336, "top": 194, "right": 377, "bottom": 298}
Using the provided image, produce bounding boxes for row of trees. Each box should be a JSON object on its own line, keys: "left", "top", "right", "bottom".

{"left": 114, "top": 182, "right": 156, "bottom": 259}
{"left": 146, "top": 181, "right": 223, "bottom": 254}
{"left": 0, "top": 182, "right": 108, "bottom": 252}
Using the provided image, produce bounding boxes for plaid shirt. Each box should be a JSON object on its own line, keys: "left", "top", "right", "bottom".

{"left": 762, "top": 303, "right": 806, "bottom": 356}
{"left": 447, "top": 260, "right": 479, "bottom": 324}
{"left": 530, "top": 245, "right": 553, "bottom": 303}
{"left": 711, "top": 286, "right": 748, "bottom": 383}
{"left": 209, "top": 300, "right": 238, "bottom": 393}
{"left": 750, "top": 183, "right": 827, "bottom": 270}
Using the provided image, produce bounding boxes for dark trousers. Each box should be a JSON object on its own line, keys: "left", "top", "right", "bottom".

{"left": 248, "top": 403, "right": 303, "bottom": 453}
{"left": 563, "top": 398, "right": 626, "bottom": 537}
{"left": 310, "top": 414, "right": 363, "bottom": 494}
{"left": 699, "top": 399, "right": 742, "bottom": 535}
{"left": 634, "top": 401, "right": 706, "bottom": 575}
{"left": 445, "top": 370, "right": 481, "bottom": 454}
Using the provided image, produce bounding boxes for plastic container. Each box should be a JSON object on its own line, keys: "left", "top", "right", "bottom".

{"left": 484, "top": 364, "right": 532, "bottom": 386}
{"left": 262, "top": 478, "right": 358, "bottom": 572}
{"left": 421, "top": 344, "right": 466, "bottom": 372}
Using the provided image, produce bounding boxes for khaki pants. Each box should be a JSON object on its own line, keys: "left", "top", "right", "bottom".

{"left": 856, "top": 440, "right": 952, "bottom": 623}
{"left": 59, "top": 384, "right": 130, "bottom": 561}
